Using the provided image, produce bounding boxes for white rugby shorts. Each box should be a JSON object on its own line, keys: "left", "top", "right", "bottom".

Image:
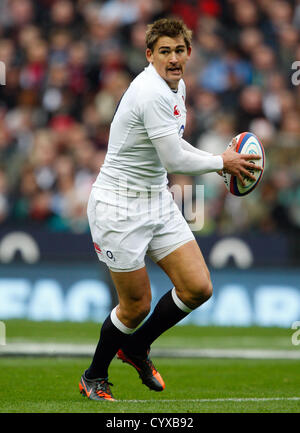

{"left": 87, "top": 187, "right": 195, "bottom": 271}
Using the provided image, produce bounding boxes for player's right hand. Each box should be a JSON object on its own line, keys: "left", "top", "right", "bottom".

{"left": 221, "top": 138, "right": 263, "bottom": 186}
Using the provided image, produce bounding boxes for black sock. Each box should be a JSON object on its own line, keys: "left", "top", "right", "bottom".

{"left": 123, "top": 289, "right": 191, "bottom": 357}
{"left": 85, "top": 313, "right": 129, "bottom": 379}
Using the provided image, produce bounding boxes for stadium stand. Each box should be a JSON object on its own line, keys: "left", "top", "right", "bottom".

{"left": 0, "top": 0, "right": 299, "bottom": 239}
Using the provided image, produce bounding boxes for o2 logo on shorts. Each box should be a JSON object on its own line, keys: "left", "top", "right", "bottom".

{"left": 106, "top": 250, "right": 115, "bottom": 262}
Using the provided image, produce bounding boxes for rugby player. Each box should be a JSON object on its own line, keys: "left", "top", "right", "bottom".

{"left": 79, "top": 18, "right": 262, "bottom": 401}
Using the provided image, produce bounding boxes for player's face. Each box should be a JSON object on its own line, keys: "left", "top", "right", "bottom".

{"left": 146, "top": 36, "right": 191, "bottom": 90}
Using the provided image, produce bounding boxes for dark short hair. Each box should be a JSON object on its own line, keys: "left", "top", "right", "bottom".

{"left": 145, "top": 18, "right": 193, "bottom": 51}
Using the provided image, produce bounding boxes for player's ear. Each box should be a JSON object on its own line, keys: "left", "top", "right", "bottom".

{"left": 146, "top": 48, "right": 153, "bottom": 63}
{"left": 187, "top": 45, "right": 192, "bottom": 58}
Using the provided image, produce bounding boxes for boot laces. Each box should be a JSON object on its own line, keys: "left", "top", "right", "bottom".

{"left": 95, "top": 379, "right": 113, "bottom": 395}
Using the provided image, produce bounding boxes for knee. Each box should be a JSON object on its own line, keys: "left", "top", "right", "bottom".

{"left": 119, "top": 297, "right": 151, "bottom": 328}
{"left": 193, "top": 278, "right": 213, "bottom": 305}
{"left": 199, "top": 269, "right": 213, "bottom": 300}
{"left": 178, "top": 275, "right": 213, "bottom": 309}
{"left": 200, "top": 276, "right": 213, "bottom": 302}
{"left": 131, "top": 301, "right": 151, "bottom": 324}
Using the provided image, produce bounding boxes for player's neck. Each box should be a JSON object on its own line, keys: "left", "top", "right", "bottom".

{"left": 165, "top": 77, "right": 179, "bottom": 91}
{"left": 168, "top": 82, "right": 179, "bottom": 91}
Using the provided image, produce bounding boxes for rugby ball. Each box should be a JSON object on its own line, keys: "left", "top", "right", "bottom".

{"left": 222, "top": 131, "right": 265, "bottom": 197}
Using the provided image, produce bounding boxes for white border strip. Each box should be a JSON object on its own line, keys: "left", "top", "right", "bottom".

{"left": 171, "top": 288, "right": 193, "bottom": 313}
{"left": 110, "top": 307, "right": 136, "bottom": 334}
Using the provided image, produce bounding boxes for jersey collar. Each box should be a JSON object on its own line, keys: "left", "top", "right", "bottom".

{"left": 146, "top": 63, "right": 179, "bottom": 93}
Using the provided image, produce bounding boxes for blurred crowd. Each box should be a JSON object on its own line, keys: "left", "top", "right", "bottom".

{"left": 0, "top": 0, "right": 300, "bottom": 236}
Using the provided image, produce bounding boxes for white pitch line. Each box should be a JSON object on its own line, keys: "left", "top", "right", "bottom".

{"left": 120, "top": 397, "right": 300, "bottom": 403}
{"left": 1, "top": 343, "right": 300, "bottom": 359}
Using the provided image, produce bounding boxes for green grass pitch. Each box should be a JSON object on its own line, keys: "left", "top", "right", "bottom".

{"left": 1, "top": 357, "right": 300, "bottom": 413}
{"left": 0, "top": 320, "right": 300, "bottom": 413}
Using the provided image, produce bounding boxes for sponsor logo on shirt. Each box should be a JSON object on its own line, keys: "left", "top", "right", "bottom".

{"left": 179, "top": 125, "right": 185, "bottom": 137}
{"left": 173, "top": 105, "right": 181, "bottom": 118}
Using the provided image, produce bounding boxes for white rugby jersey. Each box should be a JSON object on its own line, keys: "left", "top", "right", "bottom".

{"left": 93, "top": 63, "right": 187, "bottom": 192}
